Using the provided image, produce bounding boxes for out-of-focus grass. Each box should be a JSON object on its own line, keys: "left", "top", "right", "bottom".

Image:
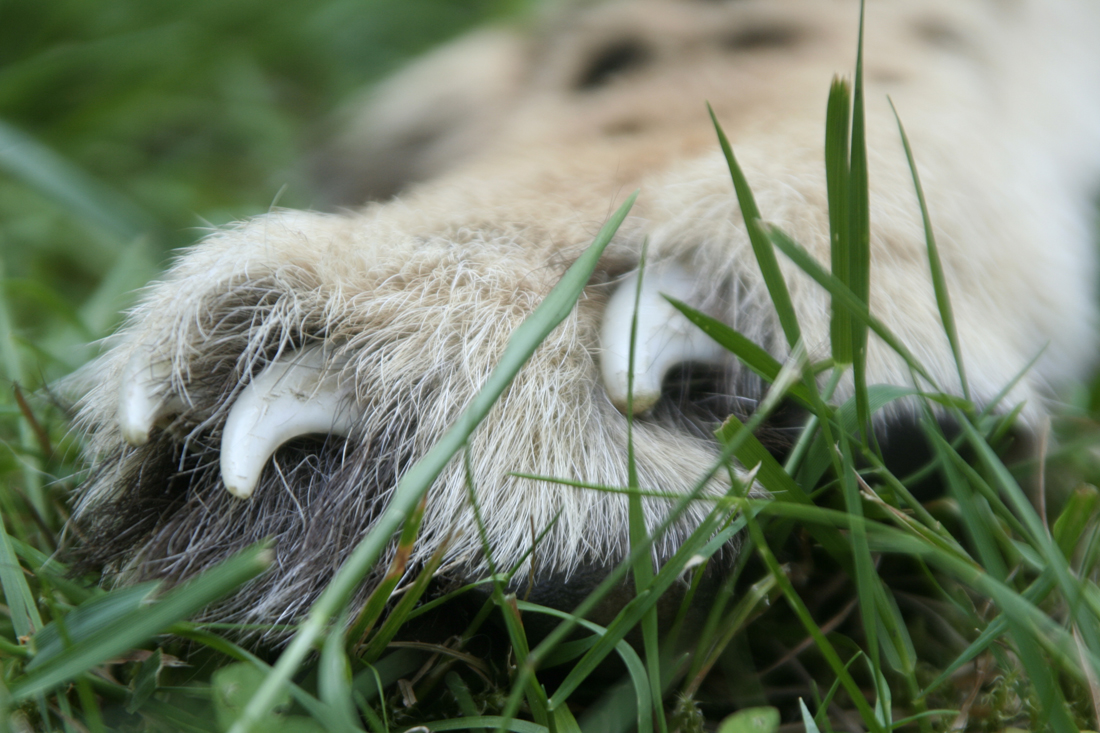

{"left": 0, "top": 0, "right": 527, "bottom": 370}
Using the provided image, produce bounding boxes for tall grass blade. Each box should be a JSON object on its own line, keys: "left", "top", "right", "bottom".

{"left": 664, "top": 297, "right": 814, "bottom": 408}
{"left": 708, "top": 105, "right": 801, "bottom": 348}
{"left": 888, "top": 99, "right": 969, "bottom": 402}
{"left": 825, "top": 77, "right": 853, "bottom": 363}
{"left": 837, "top": 433, "right": 883, "bottom": 697}
{"left": 624, "top": 243, "right": 664, "bottom": 733}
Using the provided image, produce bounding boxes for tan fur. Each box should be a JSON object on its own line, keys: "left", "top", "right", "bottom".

{"left": 70, "top": 0, "right": 1100, "bottom": 628}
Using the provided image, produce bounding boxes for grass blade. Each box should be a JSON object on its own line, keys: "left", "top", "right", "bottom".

{"left": 664, "top": 297, "right": 815, "bottom": 408}
{"left": 765, "top": 225, "right": 935, "bottom": 387}
{"left": 320, "top": 615, "right": 364, "bottom": 733}
{"left": 28, "top": 583, "right": 158, "bottom": 668}
{"left": 708, "top": 105, "right": 801, "bottom": 349}
{"left": 743, "top": 508, "right": 884, "bottom": 733}
{"left": 888, "top": 98, "right": 969, "bottom": 402}
{"left": 225, "top": 193, "right": 637, "bottom": 733}
{"left": 13, "top": 544, "right": 270, "bottom": 700}
{"left": 825, "top": 76, "right": 852, "bottom": 363}
{"left": 0, "top": 120, "right": 156, "bottom": 243}
{"left": 846, "top": 0, "right": 872, "bottom": 447}
{"left": 623, "top": 243, "right": 662, "bottom": 733}
{"left": 0, "top": 501, "right": 42, "bottom": 640}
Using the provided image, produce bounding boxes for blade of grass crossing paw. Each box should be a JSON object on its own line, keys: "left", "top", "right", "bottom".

{"left": 226, "top": 193, "right": 636, "bottom": 733}
{"left": 664, "top": 298, "right": 815, "bottom": 408}
{"left": 623, "top": 243, "right": 666, "bottom": 733}
{"left": 889, "top": 98, "right": 970, "bottom": 403}
{"left": 529, "top": 353, "right": 801, "bottom": 723}
{"left": 708, "top": 108, "right": 846, "bottom": 488}
{"left": 708, "top": 104, "right": 801, "bottom": 349}
{"left": 543, "top": 355, "right": 807, "bottom": 707}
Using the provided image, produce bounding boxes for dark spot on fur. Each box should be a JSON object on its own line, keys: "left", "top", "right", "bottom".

{"left": 913, "top": 17, "right": 972, "bottom": 53}
{"left": 395, "top": 123, "right": 445, "bottom": 153}
{"left": 575, "top": 39, "right": 652, "bottom": 90}
{"left": 601, "top": 119, "right": 646, "bottom": 137}
{"left": 722, "top": 24, "right": 803, "bottom": 52}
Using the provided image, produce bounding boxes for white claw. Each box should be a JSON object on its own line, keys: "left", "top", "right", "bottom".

{"left": 118, "top": 351, "right": 185, "bottom": 446}
{"left": 600, "top": 263, "right": 727, "bottom": 414}
{"left": 220, "top": 346, "right": 357, "bottom": 499}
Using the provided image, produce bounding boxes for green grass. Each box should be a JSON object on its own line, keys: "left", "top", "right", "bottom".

{"left": 3, "top": 1, "right": 1100, "bottom": 731}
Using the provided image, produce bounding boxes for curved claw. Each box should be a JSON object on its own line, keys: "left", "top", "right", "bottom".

{"left": 600, "top": 263, "right": 727, "bottom": 414}
{"left": 118, "top": 351, "right": 185, "bottom": 446}
{"left": 220, "top": 346, "right": 357, "bottom": 499}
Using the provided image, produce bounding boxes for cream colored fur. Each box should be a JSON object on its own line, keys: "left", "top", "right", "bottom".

{"left": 71, "top": 0, "right": 1100, "bottom": 627}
